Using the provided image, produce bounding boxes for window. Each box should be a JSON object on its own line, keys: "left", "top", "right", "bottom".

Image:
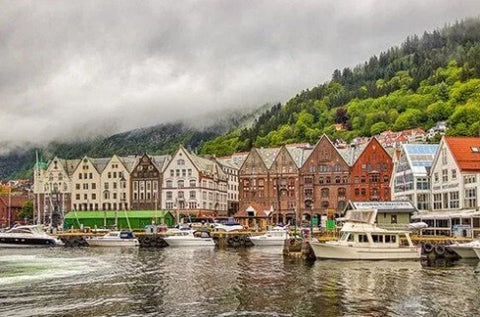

{"left": 190, "top": 179, "right": 196, "bottom": 187}
{"left": 338, "top": 188, "right": 346, "bottom": 197}
{"left": 177, "top": 159, "right": 185, "bottom": 165}
{"left": 465, "top": 188, "right": 477, "bottom": 208}
{"left": 441, "top": 148, "right": 447, "bottom": 165}
{"left": 76, "top": 184, "right": 80, "bottom": 190}
{"left": 416, "top": 177, "right": 429, "bottom": 190}
{"left": 170, "top": 170, "right": 174, "bottom": 177}
{"left": 178, "top": 180, "right": 184, "bottom": 188}
{"left": 434, "top": 173, "right": 439, "bottom": 182}
{"left": 166, "top": 191, "right": 172, "bottom": 200}
{"left": 190, "top": 191, "right": 196, "bottom": 199}
{"left": 449, "top": 191, "right": 459, "bottom": 209}
{"left": 451, "top": 169, "right": 457, "bottom": 180}
{"left": 442, "top": 169, "right": 448, "bottom": 182}
{"left": 391, "top": 215, "right": 397, "bottom": 224}
{"left": 321, "top": 188, "right": 329, "bottom": 198}
{"left": 188, "top": 169, "right": 192, "bottom": 176}
{"left": 433, "top": 194, "right": 442, "bottom": 210}
{"left": 166, "top": 180, "right": 173, "bottom": 188}
{"left": 417, "top": 193, "right": 429, "bottom": 210}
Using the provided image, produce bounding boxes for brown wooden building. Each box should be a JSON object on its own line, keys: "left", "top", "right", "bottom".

{"left": 348, "top": 138, "right": 393, "bottom": 202}
{"left": 130, "top": 154, "right": 170, "bottom": 210}
{"left": 299, "top": 135, "right": 350, "bottom": 222}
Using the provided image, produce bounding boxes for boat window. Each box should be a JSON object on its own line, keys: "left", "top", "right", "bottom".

{"left": 358, "top": 234, "right": 368, "bottom": 243}
{"left": 340, "top": 233, "right": 349, "bottom": 241}
{"left": 385, "top": 235, "right": 390, "bottom": 243}
{"left": 372, "top": 235, "right": 379, "bottom": 243}
{"left": 391, "top": 235, "right": 396, "bottom": 243}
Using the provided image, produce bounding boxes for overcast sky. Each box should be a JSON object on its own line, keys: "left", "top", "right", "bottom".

{"left": 1, "top": 1, "right": 480, "bottom": 153}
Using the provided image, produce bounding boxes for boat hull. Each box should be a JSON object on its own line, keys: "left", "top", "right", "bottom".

{"left": 163, "top": 237, "right": 215, "bottom": 247}
{"left": 87, "top": 239, "right": 139, "bottom": 247}
{"left": 448, "top": 245, "right": 478, "bottom": 258}
{"left": 310, "top": 242, "right": 420, "bottom": 260}
{"left": 250, "top": 237, "right": 286, "bottom": 247}
{"left": 0, "top": 237, "right": 59, "bottom": 248}
{"left": 472, "top": 247, "right": 480, "bottom": 259}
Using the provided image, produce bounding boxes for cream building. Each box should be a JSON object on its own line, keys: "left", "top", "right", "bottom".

{"left": 161, "top": 146, "right": 228, "bottom": 218}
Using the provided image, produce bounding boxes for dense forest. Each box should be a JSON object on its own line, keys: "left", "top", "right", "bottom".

{"left": 200, "top": 18, "right": 480, "bottom": 156}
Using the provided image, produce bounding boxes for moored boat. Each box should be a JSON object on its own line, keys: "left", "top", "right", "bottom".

{"left": 86, "top": 231, "right": 140, "bottom": 247}
{"left": 0, "top": 225, "right": 62, "bottom": 248}
{"left": 449, "top": 239, "right": 480, "bottom": 258}
{"left": 310, "top": 209, "right": 420, "bottom": 260}
{"left": 250, "top": 226, "right": 289, "bottom": 247}
{"left": 163, "top": 230, "right": 215, "bottom": 247}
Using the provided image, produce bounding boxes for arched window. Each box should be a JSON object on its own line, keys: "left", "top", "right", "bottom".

{"left": 177, "top": 159, "right": 185, "bottom": 165}
{"left": 338, "top": 188, "right": 346, "bottom": 197}
{"left": 178, "top": 180, "right": 184, "bottom": 188}
{"left": 321, "top": 188, "right": 329, "bottom": 198}
{"left": 189, "top": 179, "right": 196, "bottom": 187}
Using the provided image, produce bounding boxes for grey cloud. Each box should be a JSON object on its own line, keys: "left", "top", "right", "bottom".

{"left": 1, "top": 0, "right": 480, "bottom": 153}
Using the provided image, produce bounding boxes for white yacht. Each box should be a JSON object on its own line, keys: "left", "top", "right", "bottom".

{"left": 448, "top": 239, "right": 480, "bottom": 258}
{"left": 250, "top": 226, "right": 289, "bottom": 247}
{"left": 86, "top": 231, "right": 140, "bottom": 247}
{"left": 0, "top": 225, "right": 62, "bottom": 248}
{"left": 163, "top": 230, "right": 215, "bottom": 247}
{"left": 310, "top": 209, "right": 420, "bottom": 260}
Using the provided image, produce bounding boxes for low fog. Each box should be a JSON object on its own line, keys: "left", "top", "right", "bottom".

{"left": 1, "top": 0, "right": 480, "bottom": 154}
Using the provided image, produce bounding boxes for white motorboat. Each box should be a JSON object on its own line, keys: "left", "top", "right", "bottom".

{"left": 472, "top": 246, "right": 480, "bottom": 259}
{"left": 0, "top": 225, "right": 62, "bottom": 248}
{"left": 250, "top": 226, "right": 289, "bottom": 247}
{"left": 163, "top": 230, "right": 215, "bottom": 247}
{"left": 447, "top": 239, "right": 480, "bottom": 258}
{"left": 86, "top": 231, "right": 140, "bottom": 247}
{"left": 310, "top": 209, "right": 420, "bottom": 260}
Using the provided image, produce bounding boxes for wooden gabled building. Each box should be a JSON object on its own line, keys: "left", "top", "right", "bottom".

{"left": 346, "top": 138, "right": 393, "bottom": 202}
{"left": 238, "top": 147, "right": 279, "bottom": 220}
{"left": 131, "top": 153, "right": 170, "bottom": 211}
{"left": 299, "top": 135, "right": 350, "bottom": 222}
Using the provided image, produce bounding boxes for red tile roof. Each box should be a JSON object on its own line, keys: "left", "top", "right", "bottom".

{"left": 445, "top": 137, "right": 480, "bottom": 171}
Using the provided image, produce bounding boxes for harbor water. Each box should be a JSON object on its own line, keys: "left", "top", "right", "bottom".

{"left": 1, "top": 247, "right": 480, "bottom": 317}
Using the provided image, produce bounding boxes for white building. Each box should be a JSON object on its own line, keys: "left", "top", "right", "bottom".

{"left": 430, "top": 137, "right": 480, "bottom": 212}
{"left": 215, "top": 153, "right": 247, "bottom": 216}
{"left": 101, "top": 155, "right": 138, "bottom": 211}
{"left": 392, "top": 144, "right": 438, "bottom": 211}
{"left": 33, "top": 157, "right": 79, "bottom": 225}
{"left": 161, "top": 146, "right": 228, "bottom": 218}
{"left": 71, "top": 157, "right": 104, "bottom": 211}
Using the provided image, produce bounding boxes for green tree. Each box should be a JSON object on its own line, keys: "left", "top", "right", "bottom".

{"left": 20, "top": 201, "right": 33, "bottom": 221}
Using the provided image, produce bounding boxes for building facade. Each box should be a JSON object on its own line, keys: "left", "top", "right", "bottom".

{"left": 348, "top": 138, "right": 393, "bottom": 202}
{"left": 161, "top": 146, "right": 228, "bottom": 219}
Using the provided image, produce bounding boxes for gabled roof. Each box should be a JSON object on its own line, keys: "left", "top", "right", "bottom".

{"left": 337, "top": 144, "right": 367, "bottom": 166}
{"left": 118, "top": 156, "right": 140, "bottom": 172}
{"left": 445, "top": 137, "right": 480, "bottom": 172}
{"left": 63, "top": 159, "right": 81, "bottom": 176}
{"left": 91, "top": 157, "right": 111, "bottom": 173}
{"left": 256, "top": 147, "right": 281, "bottom": 169}
{"left": 151, "top": 155, "right": 171, "bottom": 172}
{"left": 285, "top": 145, "right": 313, "bottom": 168}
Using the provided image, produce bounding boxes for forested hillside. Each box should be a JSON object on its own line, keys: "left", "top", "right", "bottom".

{"left": 200, "top": 18, "right": 480, "bottom": 156}
{"left": 0, "top": 108, "right": 261, "bottom": 180}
